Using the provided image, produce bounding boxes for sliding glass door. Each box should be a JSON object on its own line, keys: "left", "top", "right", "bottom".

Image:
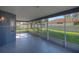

{"left": 28, "top": 12, "right": 79, "bottom": 51}
{"left": 48, "top": 16, "right": 65, "bottom": 45}
{"left": 65, "top": 12, "right": 79, "bottom": 50}
{"left": 41, "top": 19, "right": 48, "bottom": 39}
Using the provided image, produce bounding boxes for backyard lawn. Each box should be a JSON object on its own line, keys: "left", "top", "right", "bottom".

{"left": 42, "top": 28, "right": 79, "bottom": 44}
{"left": 16, "top": 27, "right": 79, "bottom": 44}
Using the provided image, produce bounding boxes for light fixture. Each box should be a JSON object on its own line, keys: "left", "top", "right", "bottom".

{"left": 0, "top": 16, "right": 5, "bottom": 22}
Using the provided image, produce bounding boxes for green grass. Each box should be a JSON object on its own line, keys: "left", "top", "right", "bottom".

{"left": 16, "top": 29, "right": 28, "bottom": 32}
{"left": 42, "top": 28, "right": 79, "bottom": 44}
{"left": 16, "top": 27, "right": 79, "bottom": 44}
{"left": 16, "top": 27, "right": 29, "bottom": 32}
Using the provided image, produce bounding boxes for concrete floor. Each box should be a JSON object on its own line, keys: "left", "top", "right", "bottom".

{"left": 0, "top": 33, "right": 72, "bottom": 53}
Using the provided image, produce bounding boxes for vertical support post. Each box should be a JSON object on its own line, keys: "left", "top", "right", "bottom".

{"left": 47, "top": 19, "right": 49, "bottom": 40}
{"left": 29, "top": 22, "right": 32, "bottom": 32}
{"left": 64, "top": 16, "right": 67, "bottom": 48}
{"left": 37, "top": 22, "right": 39, "bottom": 34}
{"left": 28, "top": 23, "right": 29, "bottom": 32}
{"left": 41, "top": 20, "right": 43, "bottom": 37}
{"left": 27, "top": 23, "right": 28, "bottom": 32}
{"left": 41, "top": 20, "right": 42, "bottom": 37}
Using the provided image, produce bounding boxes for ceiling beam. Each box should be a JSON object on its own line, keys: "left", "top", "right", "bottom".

{"left": 30, "top": 7, "right": 79, "bottom": 22}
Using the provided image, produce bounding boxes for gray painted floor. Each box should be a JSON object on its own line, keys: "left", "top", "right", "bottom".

{"left": 0, "top": 33, "right": 72, "bottom": 53}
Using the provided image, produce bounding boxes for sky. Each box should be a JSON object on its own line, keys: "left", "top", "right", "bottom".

{"left": 48, "top": 15, "right": 64, "bottom": 21}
